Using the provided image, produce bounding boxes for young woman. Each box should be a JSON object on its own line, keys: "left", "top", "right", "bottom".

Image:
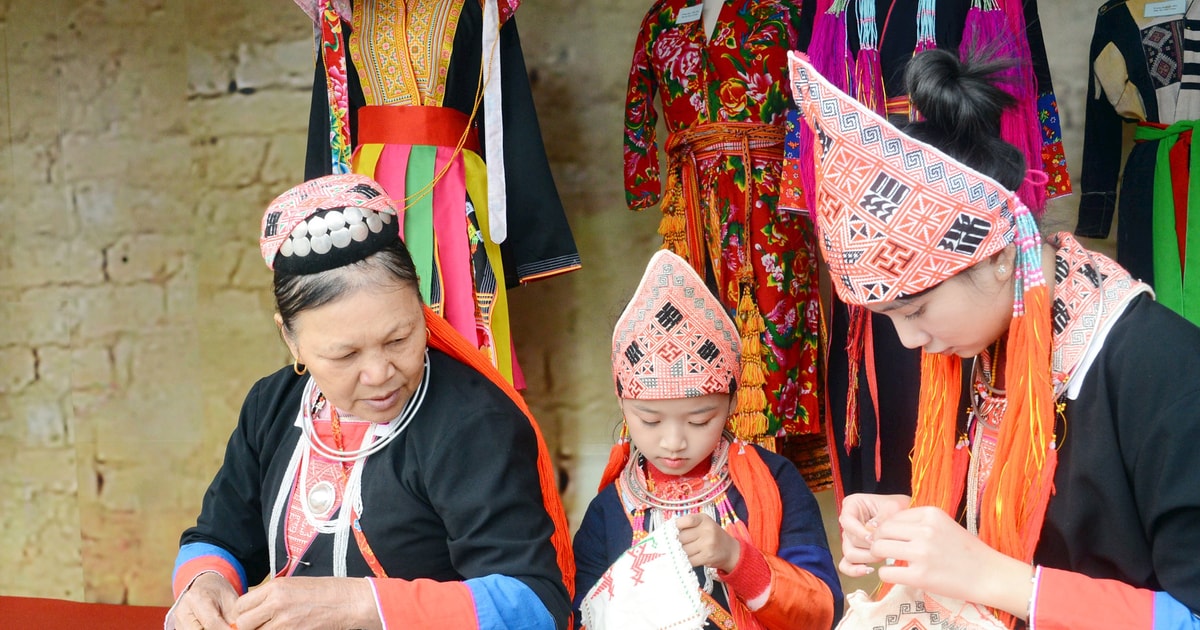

{"left": 573, "top": 249, "right": 841, "bottom": 629}
{"left": 789, "top": 49, "right": 1200, "bottom": 628}
{"left": 168, "top": 174, "right": 573, "bottom": 630}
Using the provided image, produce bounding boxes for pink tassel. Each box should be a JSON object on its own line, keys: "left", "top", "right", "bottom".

{"left": 799, "top": 0, "right": 852, "bottom": 210}
{"left": 854, "top": 48, "right": 885, "bottom": 115}
{"left": 997, "top": 0, "right": 1046, "bottom": 214}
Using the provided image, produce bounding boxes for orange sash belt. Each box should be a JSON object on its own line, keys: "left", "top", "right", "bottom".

{"left": 357, "top": 105, "right": 480, "bottom": 153}
{"left": 661, "top": 121, "right": 785, "bottom": 275}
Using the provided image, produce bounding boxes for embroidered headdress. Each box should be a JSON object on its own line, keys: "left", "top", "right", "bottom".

{"left": 790, "top": 51, "right": 1056, "bottom": 628}
{"left": 260, "top": 174, "right": 400, "bottom": 274}
{"left": 611, "top": 249, "right": 740, "bottom": 400}
{"left": 787, "top": 52, "right": 1017, "bottom": 305}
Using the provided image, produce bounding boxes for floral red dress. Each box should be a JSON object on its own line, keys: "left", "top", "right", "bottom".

{"left": 624, "top": 0, "right": 821, "bottom": 448}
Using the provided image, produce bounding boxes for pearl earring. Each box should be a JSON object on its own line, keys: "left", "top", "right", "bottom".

{"left": 998, "top": 265, "right": 1007, "bottom": 274}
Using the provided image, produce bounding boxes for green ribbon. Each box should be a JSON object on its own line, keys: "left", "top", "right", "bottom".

{"left": 405, "top": 145, "right": 437, "bottom": 304}
{"left": 1133, "top": 121, "right": 1200, "bottom": 325}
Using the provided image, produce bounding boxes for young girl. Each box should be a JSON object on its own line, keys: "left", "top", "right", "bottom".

{"left": 789, "top": 49, "right": 1200, "bottom": 628}
{"left": 572, "top": 249, "right": 841, "bottom": 629}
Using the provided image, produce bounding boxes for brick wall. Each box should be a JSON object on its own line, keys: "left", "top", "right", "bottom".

{"left": 0, "top": 0, "right": 1099, "bottom": 605}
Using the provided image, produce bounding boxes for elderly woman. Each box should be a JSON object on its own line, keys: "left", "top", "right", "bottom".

{"left": 167, "top": 174, "right": 573, "bottom": 630}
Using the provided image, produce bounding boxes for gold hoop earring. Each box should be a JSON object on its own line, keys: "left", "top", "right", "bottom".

{"left": 293, "top": 360, "right": 307, "bottom": 375}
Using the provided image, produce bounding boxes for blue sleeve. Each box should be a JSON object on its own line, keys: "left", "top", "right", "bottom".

{"left": 466, "top": 574, "right": 555, "bottom": 630}
{"left": 1154, "top": 592, "right": 1200, "bottom": 629}
{"left": 571, "top": 488, "right": 621, "bottom": 617}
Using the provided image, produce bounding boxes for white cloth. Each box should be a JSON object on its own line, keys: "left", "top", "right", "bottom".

{"left": 836, "top": 584, "right": 1007, "bottom": 630}
{"left": 580, "top": 519, "right": 706, "bottom": 630}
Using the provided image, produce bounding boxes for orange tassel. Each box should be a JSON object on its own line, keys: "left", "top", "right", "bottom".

{"left": 731, "top": 283, "right": 769, "bottom": 440}
{"left": 909, "top": 352, "right": 965, "bottom": 516}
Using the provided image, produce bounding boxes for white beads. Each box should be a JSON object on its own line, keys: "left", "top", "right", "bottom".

{"left": 308, "top": 215, "right": 328, "bottom": 237}
{"left": 279, "top": 206, "right": 397, "bottom": 259}
{"left": 292, "top": 235, "right": 312, "bottom": 257}
{"left": 331, "top": 226, "right": 352, "bottom": 249}
{"left": 311, "top": 233, "right": 332, "bottom": 255}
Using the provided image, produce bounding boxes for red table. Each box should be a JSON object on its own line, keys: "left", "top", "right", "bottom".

{"left": 1, "top": 595, "right": 170, "bottom": 629}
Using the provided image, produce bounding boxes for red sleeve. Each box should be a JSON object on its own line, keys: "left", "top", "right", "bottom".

{"left": 1031, "top": 566, "right": 1154, "bottom": 630}
{"left": 623, "top": 11, "right": 662, "bottom": 210}
{"left": 368, "top": 577, "right": 479, "bottom": 630}
{"left": 718, "top": 537, "right": 773, "bottom": 609}
{"left": 750, "top": 555, "right": 835, "bottom": 630}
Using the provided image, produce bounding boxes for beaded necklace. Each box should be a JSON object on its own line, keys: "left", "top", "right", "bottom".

{"left": 618, "top": 434, "right": 739, "bottom": 597}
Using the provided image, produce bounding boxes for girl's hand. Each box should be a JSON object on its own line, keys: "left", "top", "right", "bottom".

{"left": 171, "top": 572, "right": 239, "bottom": 630}
{"left": 837, "top": 493, "right": 911, "bottom": 577}
{"left": 675, "top": 513, "right": 741, "bottom": 573}
{"left": 233, "top": 577, "right": 381, "bottom": 630}
{"left": 869, "top": 506, "right": 1035, "bottom": 617}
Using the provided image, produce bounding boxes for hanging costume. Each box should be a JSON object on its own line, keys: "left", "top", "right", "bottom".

{"left": 298, "top": 0, "right": 582, "bottom": 385}
{"left": 169, "top": 175, "right": 575, "bottom": 629}
{"left": 782, "top": 0, "right": 1070, "bottom": 502}
{"left": 623, "top": 0, "right": 828, "bottom": 479}
{"left": 791, "top": 51, "right": 1200, "bottom": 629}
{"left": 1076, "top": 0, "right": 1200, "bottom": 325}
{"left": 574, "top": 250, "right": 840, "bottom": 630}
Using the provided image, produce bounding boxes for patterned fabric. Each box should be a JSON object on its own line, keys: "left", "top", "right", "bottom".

{"left": 624, "top": 0, "right": 821, "bottom": 438}
{"left": 1047, "top": 232, "right": 1153, "bottom": 390}
{"left": 612, "top": 250, "right": 740, "bottom": 400}
{"left": 787, "top": 52, "right": 1017, "bottom": 305}
{"left": 1038, "top": 91, "right": 1070, "bottom": 199}
{"left": 350, "top": 0, "right": 465, "bottom": 107}
{"left": 580, "top": 519, "right": 706, "bottom": 630}
{"left": 836, "top": 584, "right": 1006, "bottom": 630}
{"left": 260, "top": 174, "right": 397, "bottom": 270}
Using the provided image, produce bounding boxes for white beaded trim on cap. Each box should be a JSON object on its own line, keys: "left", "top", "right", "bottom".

{"left": 280, "top": 208, "right": 393, "bottom": 259}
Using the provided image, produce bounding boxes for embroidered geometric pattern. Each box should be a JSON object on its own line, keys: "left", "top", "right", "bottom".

{"left": 1046, "top": 233, "right": 1152, "bottom": 390}
{"left": 612, "top": 250, "right": 740, "bottom": 400}
{"left": 1142, "top": 23, "right": 1182, "bottom": 88}
{"left": 788, "top": 52, "right": 1018, "bottom": 305}
{"left": 260, "top": 174, "right": 398, "bottom": 269}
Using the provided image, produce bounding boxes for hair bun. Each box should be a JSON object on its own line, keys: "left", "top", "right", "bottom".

{"left": 905, "top": 48, "right": 1015, "bottom": 148}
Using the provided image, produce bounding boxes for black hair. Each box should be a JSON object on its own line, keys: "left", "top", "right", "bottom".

{"left": 902, "top": 48, "right": 1026, "bottom": 192}
{"left": 273, "top": 238, "right": 420, "bottom": 332}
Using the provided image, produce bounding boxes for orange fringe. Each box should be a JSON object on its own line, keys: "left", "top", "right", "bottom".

{"left": 909, "top": 284, "right": 1057, "bottom": 629}
{"left": 732, "top": 284, "right": 769, "bottom": 440}
{"left": 658, "top": 208, "right": 689, "bottom": 259}
{"left": 422, "top": 306, "right": 576, "bottom": 600}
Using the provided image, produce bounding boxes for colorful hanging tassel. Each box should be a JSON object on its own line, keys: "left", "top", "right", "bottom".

{"left": 914, "top": 0, "right": 938, "bottom": 54}
{"left": 853, "top": 0, "right": 886, "bottom": 115}
{"left": 798, "top": 0, "right": 852, "bottom": 210}
{"left": 997, "top": 0, "right": 1046, "bottom": 214}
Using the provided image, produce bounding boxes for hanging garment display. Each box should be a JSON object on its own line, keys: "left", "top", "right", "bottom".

{"left": 623, "top": 0, "right": 826, "bottom": 484}
{"left": 296, "top": 0, "right": 582, "bottom": 385}
{"left": 1077, "top": 0, "right": 1200, "bottom": 324}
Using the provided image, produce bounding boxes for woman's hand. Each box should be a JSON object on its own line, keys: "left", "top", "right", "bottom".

{"left": 233, "top": 577, "right": 381, "bottom": 630}
{"left": 675, "top": 513, "right": 741, "bottom": 573}
{"left": 837, "top": 493, "right": 911, "bottom": 577}
{"left": 171, "top": 572, "right": 239, "bottom": 630}
{"left": 868, "top": 506, "right": 1035, "bottom": 618}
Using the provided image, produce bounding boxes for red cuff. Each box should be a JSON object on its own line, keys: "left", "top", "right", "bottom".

{"left": 1031, "top": 567, "right": 1153, "bottom": 630}
{"left": 172, "top": 557, "right": 245, "bottom": 598}
{"left": 717, "top": 537, "right": 772, "bottom": 608}
{"left": 368, "top": 577, "right": 479, "bottom": 630}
